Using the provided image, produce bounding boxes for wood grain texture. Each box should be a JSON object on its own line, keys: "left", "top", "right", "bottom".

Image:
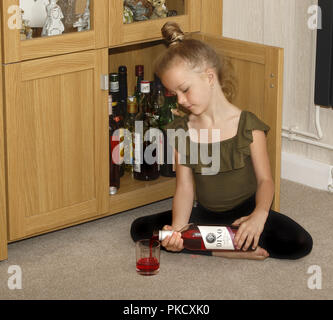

{"left": 200, "top": 0, "right": 223, "bottom": 36}
{"left": 4, "top": 49, "right": 109, "bottom": 240}
{"left": 0, "top": 14, "right": 8, "bottom": 261}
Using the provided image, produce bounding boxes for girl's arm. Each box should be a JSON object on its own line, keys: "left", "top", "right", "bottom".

{"left": 233, "top": 130, "right": 275, "bottom": 251}
{"left": 161, "top": 149, "right": 194, "bottom": 251}
{"left": 171, "top": 149, "right": 195, "bottom": 230}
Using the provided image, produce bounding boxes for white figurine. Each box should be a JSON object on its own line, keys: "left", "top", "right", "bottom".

{"left": 73, "top": 0, "right": 90, "bottom": 32}
{"left": 42, "top": 0, "right": 65, "bottom": 37}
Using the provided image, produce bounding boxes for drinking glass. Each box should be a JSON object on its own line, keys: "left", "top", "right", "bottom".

{"left": 136, "top": 239, "right": 160, "bottom": 276}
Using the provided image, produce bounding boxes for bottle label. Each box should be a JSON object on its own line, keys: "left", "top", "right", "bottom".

{"left": 110, "top": 81, "right": 119, "bottom": 92}
{"left": 119, "top": 128, "right": 124, "bottom": 165}
{"left": 133, "top": 132, "right": 142, "bottom": 173}
{"left": 140, "top": 82, "right": 150, "bottom": 93}
{"left": 198, "top": 226, "right": 235, "bottom": 250}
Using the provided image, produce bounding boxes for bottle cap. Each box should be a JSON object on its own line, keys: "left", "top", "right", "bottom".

{"left": 109, "top": 186, "right": 118, "bottom": 195}
{"left": 140, "top": 81, "right": 150, "bottom": 93}
{"left": 135, "top": 65, "right": 144, "bottom": 76}
{"left": 159, "top": 230, "right": 174, "bottom": 241}
{"left": 118, "top": 65, "right": 127, "bottom": 73}
{"left": 165, "top": 89, "right": 175, "bottom": 97}
{"left": 109, "top": 73, "right": 119, "bottom": 81}
{"left": 127, "top": 96, "right": 137, "bottom": 113}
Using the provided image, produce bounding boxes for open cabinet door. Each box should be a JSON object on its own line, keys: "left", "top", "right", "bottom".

{"left": 192, "top": 33, "right": 284, "bottom": 211}
{"left": 0, "top": 16, "right": 8, "bottom": 261}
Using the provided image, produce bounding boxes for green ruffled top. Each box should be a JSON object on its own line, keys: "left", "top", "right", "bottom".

{"left": 165, "top": 110, "right": 270, "bottom": 212}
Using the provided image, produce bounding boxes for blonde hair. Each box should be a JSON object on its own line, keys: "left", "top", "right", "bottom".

{"left": 154, "top": 22, "right": 237, "bottom": 102}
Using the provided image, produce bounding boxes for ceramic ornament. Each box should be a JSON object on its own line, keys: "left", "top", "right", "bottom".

{"left": 42, "top": 0, "right": 65, "bottom": 37}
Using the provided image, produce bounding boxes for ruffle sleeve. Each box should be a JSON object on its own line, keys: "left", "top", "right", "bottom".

{"left": 187, "top": 111, "right": 270, "bottom": 174}
{"left": 163, "top": 111, "right": 270, "bottom": 174}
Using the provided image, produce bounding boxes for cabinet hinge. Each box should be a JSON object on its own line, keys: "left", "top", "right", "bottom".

{"left": 100, "top": 75, "right": 109, "bottom": 91}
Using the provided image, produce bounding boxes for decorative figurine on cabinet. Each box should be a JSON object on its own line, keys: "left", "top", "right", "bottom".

{"left": 124, "top": 0, "right": 153, "bottom": 21}
{"left": 148, "top": 0, "right": 168, "bottom": 19}
{"left": 123, "top": 5, "right": 134, "bottom": 24}
{"left": 73, "top": 0, "right": 90, "bottom": 32}
{"left": 41, "top": 0, "right": 65, "bottom": 37}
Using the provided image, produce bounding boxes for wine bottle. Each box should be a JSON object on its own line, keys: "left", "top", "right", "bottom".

{"left": 118, "top": 65, "right": 128, "bottom": 119}
{"left": 112, "top": 100, "right": 125, "bottom": 177}
{"left": 109, "top": 73, "right": 120, "bottom": 103}
{"left": 154, "top": 223, "right": 242, "bottom": 251}
{"left": 109, "top": 97, "right": 120, "bottom": 195}
{"left": 159, "top": 89, "right": 178, "bottom": 177}
{"left": 134, "top": 65, "right": 144, "bottom": 104}
{"left": 133, "top": 81, "right": 160, "bottom": 181}
{"left": 124, "top": 96, "right": 137, "bottom": 172}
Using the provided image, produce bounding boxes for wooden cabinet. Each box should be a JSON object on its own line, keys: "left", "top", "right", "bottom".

{"left": 0, "top": 15, "right": 8, "bottom": 261}
{"left": 0, "top": 0, "right": 283, "bottom": 260}
{"left": 1, "top": 0, "right": 108, "bottom": 63}
{"left": 4, "top": 49, "right": 109, "bottom": 240}
{"left": 109, "top": 0, "right": 201, "bottom": 46}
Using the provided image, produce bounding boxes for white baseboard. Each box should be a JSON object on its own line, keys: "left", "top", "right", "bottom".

{"left": 281, "top": 152, "right": 333, "bottom": 191}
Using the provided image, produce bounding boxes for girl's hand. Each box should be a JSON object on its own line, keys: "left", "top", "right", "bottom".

{"left": 161, "top": 225, "right": 184, "bottom": 252}
{"left": 231, "top": 210, "right": 268, "bottom": 252}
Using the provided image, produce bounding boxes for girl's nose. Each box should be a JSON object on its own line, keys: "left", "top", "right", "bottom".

{"left": 177, "top": 93, "right": 187, "bottom": 106}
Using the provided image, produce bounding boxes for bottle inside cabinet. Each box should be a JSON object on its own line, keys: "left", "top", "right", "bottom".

{"left": 108, "top": 41, "right": 178, "bottom": 193}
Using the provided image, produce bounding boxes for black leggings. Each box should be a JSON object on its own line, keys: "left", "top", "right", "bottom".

{"left": 130, "top": 194, "right": 313, "bottom": 259}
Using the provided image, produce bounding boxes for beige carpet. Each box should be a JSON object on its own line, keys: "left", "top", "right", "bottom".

{"left": 0, "top": 179, "right": 332, "bottom": 300}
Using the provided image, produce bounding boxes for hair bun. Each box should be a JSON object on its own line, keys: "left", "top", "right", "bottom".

{"left": 161, "top": 22, "right": 185, "bottom": 47}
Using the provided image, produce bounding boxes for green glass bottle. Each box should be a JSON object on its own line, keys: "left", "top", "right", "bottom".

{"left": 133, "top": 81, "right": 160, "bottom": 181}
{"left": 124, "top": 96, "right": 137, "bottom": 173}
{"left": 159, "top": 89, "right": 178, "bottom": 177}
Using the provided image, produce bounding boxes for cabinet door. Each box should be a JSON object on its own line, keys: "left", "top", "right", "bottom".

{"left": 0, "top": 18, "right": 8, "bottom": 260}
{"left": 4, "top": 49, "right": 109, "bottom": 240}
{"left": 193, "top": 33, "right": 284, "bottom": 211}
{"left": 1, "top": 0, "right": 108, "bottom": 63}
{"left": 109, "top": 0, "right": 201, "bottom": 46}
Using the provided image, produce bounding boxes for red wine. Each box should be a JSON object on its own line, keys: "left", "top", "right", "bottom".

{"left": 155, "top": 224, "right": 240, "bottom": 251}
{"left": 136, "top": 257, "right": 159, "bottom": 274}
{"left": 136, "top": 238, "right": 160, "bottom": 275}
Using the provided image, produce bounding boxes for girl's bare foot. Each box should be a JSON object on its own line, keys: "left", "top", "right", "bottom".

{"left": 212, "top": 246, "right": 269, "bottom": 260}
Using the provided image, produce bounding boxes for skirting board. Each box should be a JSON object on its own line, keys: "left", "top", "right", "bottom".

{"left": 281, "top": 152, "right": 333, "bottom": 192}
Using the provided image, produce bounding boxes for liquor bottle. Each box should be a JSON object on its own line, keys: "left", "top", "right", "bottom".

{"left": 118, "top": 65, "right": 128, "bottom": 119}
{"left": 134, "top": 65, "right": 144, "bottom": 104}
{"left": 133, "top": 81, "right": 160, "bottom": 181}
{"left": 112, "top": 101, "right": 125, "bottom": 177}
{"left": 109, "top": 97, "right": 120, "bottom": 195}
{"left": 154, "top": 223, "right": 244, "bottom": 251}
{"left": 109, "top": 73, "right": 120, "bottom": 104}
{"left": 159, "top": 89, "right": 178, "bottom": 177}
{"left": 124, "top": 96, "right": 137, "bottom": 172}
{"left": 152, "top": 76, "right": 164, "bottom": 125}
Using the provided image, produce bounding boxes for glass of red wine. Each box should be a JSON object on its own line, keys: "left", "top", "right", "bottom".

{"left": 136, "top": 239, "right": 160, "bottom": 276}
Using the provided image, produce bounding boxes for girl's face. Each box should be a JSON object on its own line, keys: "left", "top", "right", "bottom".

{"left": 161, "top": 61, "right": 213, "bottom": 115}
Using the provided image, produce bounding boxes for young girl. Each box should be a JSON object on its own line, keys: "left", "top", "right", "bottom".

{"left": 130, "top": 22, "right": 313, "bottom": 260}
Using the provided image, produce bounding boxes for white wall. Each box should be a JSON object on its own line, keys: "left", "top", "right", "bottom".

{"left": 223, "top": 0, "right": 333, "bottom": 168}
{"left": 20, "top": 0, "right": 48, "bottom": 27}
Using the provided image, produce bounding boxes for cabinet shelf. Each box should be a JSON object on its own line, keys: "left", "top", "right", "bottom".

{"left": 109, "top": 172, "right": 176, "bottom": 214}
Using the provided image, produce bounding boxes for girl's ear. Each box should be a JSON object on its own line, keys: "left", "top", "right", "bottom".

{"left": 205, "top": 68, "right": 216, "bottom": 88}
